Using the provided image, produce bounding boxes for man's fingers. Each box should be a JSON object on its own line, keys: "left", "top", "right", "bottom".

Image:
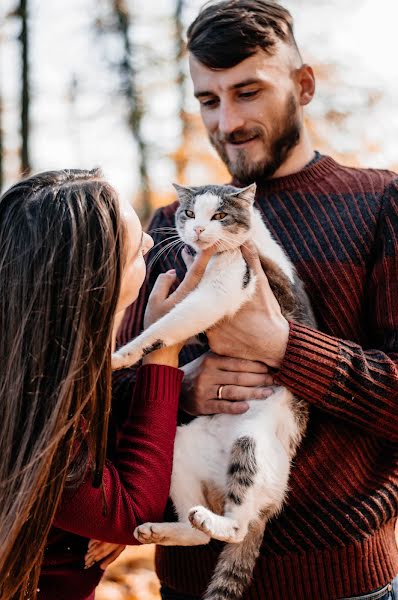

{"left": 215, "top": 385, "right": 274, "bottom": 401}
{"left": 241, "top": 240, "right": 262, "bottom": 273}
{"left": 210, "top": 354, "right": 270, "bottom": 374}
{"left": 206, "top": 399, "right": 250, "bottom": 415}
{"left": 212, "top": 372, "right": 274, "bottom": 387}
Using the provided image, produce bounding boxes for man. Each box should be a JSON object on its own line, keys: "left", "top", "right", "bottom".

{"left": 118, "top": 1, "right": 398, "bottom": 598}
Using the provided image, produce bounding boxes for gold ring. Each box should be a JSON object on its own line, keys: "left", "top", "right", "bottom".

{"left": 217, "top": 385, "right": 224, "bottom": 400}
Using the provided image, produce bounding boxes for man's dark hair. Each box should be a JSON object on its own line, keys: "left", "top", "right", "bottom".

{"left": 187, "top": 0, "right": 300, "bottom": 69}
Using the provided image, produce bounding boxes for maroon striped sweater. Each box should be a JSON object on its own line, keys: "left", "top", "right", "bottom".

{"left": 118, "top": 155, "right": 398, "bottom": 600}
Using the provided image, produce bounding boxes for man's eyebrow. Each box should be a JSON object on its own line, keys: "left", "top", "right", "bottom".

{"left": 232, "top": 78, "right": 262, "bottom": 89}
{"left": 194, "top": 78, "right": 263, "bottom": 98}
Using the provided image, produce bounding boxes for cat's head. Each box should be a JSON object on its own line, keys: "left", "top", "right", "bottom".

{"left": 173, "top": 183, "right": 256, "bottom": 252}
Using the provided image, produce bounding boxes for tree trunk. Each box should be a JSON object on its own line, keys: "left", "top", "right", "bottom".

{"left": 0, "top": 89, "right": 3, "bottom": 192}
{"left": 19, "top": 0, "right": 30, "bottom": 175}
{"left": 113, "top": 0, "right": 151, "bottom": 222}
{"left": 174, "top": 0, "right": 189, "bottom": 183}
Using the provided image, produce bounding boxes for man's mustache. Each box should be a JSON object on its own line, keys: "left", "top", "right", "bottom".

{"left": 212, "top": 127, "right": 264, "bottom": 145}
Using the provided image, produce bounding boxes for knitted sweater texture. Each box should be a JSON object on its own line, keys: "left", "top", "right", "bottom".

{"left": 39, "top": 364, "right": 183, "bottom": 600}
{"left": 119, "top": 156, "right": 398, "bottom": 600}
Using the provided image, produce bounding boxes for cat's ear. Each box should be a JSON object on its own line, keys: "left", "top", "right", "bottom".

{"left": 172, "top": 183, "right": 195, "bottom": 204}
{"left": 228, "top": 183, "right": 257, "bottom": 205}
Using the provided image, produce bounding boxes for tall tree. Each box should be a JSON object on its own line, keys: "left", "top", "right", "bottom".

{"left": 112, "top": 0, "right": 151, "bottom": 222}
{"left": 0, "top": 80, "right": 3, "bottom": 192}
{"left": 18, "top": 0, "right": 30, "bottom": 174}
{"left": 174, "top": 0, "right": 189, "bottom": 183}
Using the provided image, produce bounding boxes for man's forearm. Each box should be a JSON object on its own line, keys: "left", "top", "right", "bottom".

{"left": 275, "top": 321, "right": 398, "bottom": 441}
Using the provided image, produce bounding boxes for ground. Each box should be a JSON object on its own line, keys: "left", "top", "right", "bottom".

{"left": 95, "top": 545, "right": 160, "bottom": 600}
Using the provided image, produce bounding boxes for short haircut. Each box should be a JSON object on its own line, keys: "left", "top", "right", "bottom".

{"left": 187, "top": 0, "right": 301, "bottom": 69}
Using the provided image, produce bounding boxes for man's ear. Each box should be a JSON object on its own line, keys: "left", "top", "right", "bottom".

{"left": 296, "top": 64, "right": 315, "bottom": 106}
{"left": 172, "top": 183, "right": 196, "bottom": 203}
{"left": 228, "top": 183, "right": 257, "bottom": 205}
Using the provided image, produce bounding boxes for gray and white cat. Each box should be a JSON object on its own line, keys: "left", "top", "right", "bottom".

{"left": 112, "top": 183, "right": 316, "bottom": 600}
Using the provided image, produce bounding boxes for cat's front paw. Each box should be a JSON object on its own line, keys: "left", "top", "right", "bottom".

{"left": 111, "top": 351, "right": 129, "bottom": 371}
{"left": 134, "top": 523, "right": 166, "bottom": 544}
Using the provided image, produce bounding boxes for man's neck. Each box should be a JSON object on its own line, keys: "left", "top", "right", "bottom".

{"left": 271, "top": 128, "right": 315, "bottom": 179}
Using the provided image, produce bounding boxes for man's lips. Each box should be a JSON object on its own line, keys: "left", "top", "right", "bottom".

{"left": 227, "top": 135, "right": 259, "bottom": 147}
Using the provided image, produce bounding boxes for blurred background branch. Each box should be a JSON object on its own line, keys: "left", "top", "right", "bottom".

{"left": 0, "top": 0, "right": 395, "bottom": 210}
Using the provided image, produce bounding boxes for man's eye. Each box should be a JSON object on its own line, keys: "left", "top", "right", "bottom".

{"left": 212, "top": 212, "right": 227, "bottom": 220}
{"left": 239, "top": 90, "right": 259, "bottom": 99}
{"left": 201, "top": 98, "right": 218, "bottom": 108}
{"left": 185, "top": 209, "right": 195, "bottom": 218}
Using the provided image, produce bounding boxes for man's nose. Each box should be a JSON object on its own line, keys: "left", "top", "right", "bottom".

{"left": 194, "top": 225, "right": 205, "bottom": 236}
{"left": 218, "top": 101, "right": 245, "bottom": 135}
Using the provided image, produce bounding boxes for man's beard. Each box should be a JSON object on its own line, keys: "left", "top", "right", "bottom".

{"left": 210, "top": 94, "right": 301, "bottom": 184}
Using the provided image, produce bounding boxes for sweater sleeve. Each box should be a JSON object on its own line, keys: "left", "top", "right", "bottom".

{"left": 53, "top": 364, "right": 183, "bottom": 544}
{"left": 276, "top": 182, "right": 398, "bottom": 440}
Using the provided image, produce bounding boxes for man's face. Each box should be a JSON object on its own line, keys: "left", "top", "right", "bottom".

{"left": 190, "top": 46, "right": 303, "bottom": 183}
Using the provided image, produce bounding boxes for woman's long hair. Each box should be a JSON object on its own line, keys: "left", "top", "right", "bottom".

{"left": 0, "top": 169, "right": 125, "bottom": 599}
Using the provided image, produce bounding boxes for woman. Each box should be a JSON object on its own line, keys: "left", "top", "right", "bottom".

{"left": 0, "top": 169, "right": 213, "bottom": 600}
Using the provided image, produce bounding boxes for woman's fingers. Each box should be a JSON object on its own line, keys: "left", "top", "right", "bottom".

{"left": 144, "top": 270, "right": 177, "bottom": 327}
{"left": 171, "top": 245, "right": 216, "bottom": 302}
{"left": 99, "top": 546, "right": 126, "bottom": 570}
{"left": 181, "top": 246, "right": 195, "bottom": 270}
{"left": 151, "top": 270, "right": 177, "bottom": 302}
{"left": 84, "top": 542, "right": 124, "bottom": 569}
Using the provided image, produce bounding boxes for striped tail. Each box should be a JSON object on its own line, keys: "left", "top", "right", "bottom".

{"left": 203, "top": 519, "right": 265, "bottom": 600}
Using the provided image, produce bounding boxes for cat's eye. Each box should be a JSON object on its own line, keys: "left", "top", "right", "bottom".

{"left": 185, "top": 209, "right": 195, "bottom": 218}
{"left": 212, "top": 212, "right": 227, "bottom": 221}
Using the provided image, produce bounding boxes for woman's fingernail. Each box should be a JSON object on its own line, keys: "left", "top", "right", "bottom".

{"left": 167, "top": 269, "right": 176, "bottom": 275}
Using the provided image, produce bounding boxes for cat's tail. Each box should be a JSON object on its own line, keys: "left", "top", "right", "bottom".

{"left": 203, "top": 519, "right": 265, "bottom": 600}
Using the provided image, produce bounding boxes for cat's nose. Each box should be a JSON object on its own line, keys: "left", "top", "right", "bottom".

{"left": 194, "top": 225, "right": 205, "bottom": 236}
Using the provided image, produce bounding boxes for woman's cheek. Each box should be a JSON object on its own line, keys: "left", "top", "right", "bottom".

{"left": 118, "top": 256, "right": 146, "bottom": 311}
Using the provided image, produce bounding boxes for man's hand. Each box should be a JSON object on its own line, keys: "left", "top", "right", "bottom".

{"left": 207, "top": 242, "right": 290, "bottom": 369}
{"left": 181, "top": 352, "right": 275, "bottom": 415}
{"left": 85, "top": 540, "right": 126, "bottom": 570}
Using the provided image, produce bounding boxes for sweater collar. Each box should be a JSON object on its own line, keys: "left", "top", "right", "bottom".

{"left": 233, "top": 154, "right": 339, "bottom": 194}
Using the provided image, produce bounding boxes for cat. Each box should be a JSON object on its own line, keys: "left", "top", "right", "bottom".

{"left": 112, "top": 182, "right": 316, "bottom": 600}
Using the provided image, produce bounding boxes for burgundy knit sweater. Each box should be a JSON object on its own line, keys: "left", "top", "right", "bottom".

{"left": 39, "top": 364, "right": 183, "bottom": 600}
{"left": 118, "top": 155, "right": 398, "bottom": 600}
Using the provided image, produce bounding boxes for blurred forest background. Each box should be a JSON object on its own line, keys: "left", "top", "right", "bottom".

{"left": 1, "top": 0, "right": 398, "bottom": 221}
{"left": 1, "top": 0, "right": 398, "bottom": 598}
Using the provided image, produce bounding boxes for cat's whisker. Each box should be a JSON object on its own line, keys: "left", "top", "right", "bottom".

{"left": 147, "top": 239, "right": 181, "bottom": 268}
{"left": 148, "top": 239, "right": 184, "bottom": 269}
{"left": 163, "top": 240, "right": 185, "bottom": 265}
{"left": 148, "top": 240, "right": 182, "bottom": 267}
{"left": 149, "top": 235, "right": 181, "bottom": 252}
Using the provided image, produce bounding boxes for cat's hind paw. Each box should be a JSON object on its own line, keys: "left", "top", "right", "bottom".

{"left": 188, "top": 506, "right": 243, "bottom": 543}
{"left": 188, "top": 506, "right": 217, "bottom": 536}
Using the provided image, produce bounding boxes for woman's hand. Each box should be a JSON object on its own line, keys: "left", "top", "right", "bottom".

{"left": 84, "top": 540, "right": 126, "bottom": 570}
{"left": 143, "top": 246, "right": 215, "bottom": 367}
